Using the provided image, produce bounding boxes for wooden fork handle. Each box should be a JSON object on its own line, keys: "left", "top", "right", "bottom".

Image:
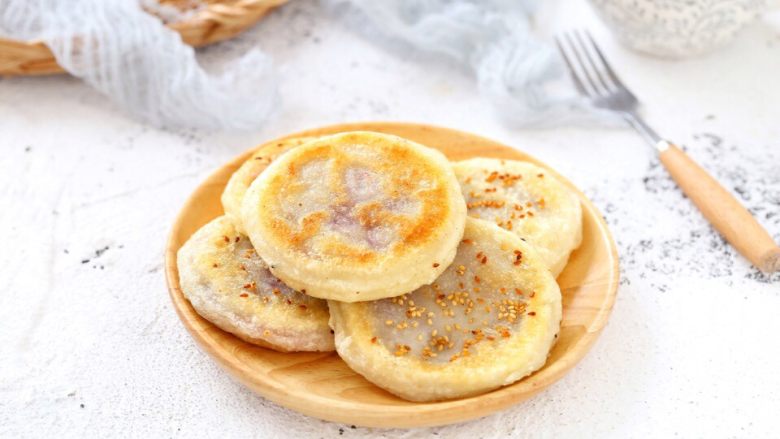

{"left": 659, "top": 143, "right": 780, "bottom": 273}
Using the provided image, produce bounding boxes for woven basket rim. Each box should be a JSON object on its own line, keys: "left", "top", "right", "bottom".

{"left": 0, "top": 0, "right": 289, "bottom": 76}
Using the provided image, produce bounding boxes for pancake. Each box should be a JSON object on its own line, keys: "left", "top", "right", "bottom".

{"left": 328, "top": 218, "right": 562, "bottom": 401}
{"left": 452, "top": 158, "right": 582, "bottom": 276}
{"left": 177, "top": 216, "right": 334, "bottom": 352}
{"left": 221, "top": 136, "right": 317, "bottom": 234}
{"left": 241, "top": 131, "right": 467, "bottom": 302}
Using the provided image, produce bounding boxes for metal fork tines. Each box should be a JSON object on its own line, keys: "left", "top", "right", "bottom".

{"left": 555, "top": 30, "right": 664, "bottom": 148}
{"left": 555, "top": 29, "right": 780, "bottom": 273}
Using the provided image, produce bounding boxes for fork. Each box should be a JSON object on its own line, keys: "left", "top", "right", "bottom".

{"left": 555, "top": 30, "right": 780, "bottom": 273}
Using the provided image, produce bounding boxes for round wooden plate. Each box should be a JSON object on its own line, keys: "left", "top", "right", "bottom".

{"left": 165, "top": 122, "right": 619, "bottom": 428}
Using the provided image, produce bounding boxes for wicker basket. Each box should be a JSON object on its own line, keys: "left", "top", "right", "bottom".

{"left": 0, "top": 0, "right": 288, "bottom": 76}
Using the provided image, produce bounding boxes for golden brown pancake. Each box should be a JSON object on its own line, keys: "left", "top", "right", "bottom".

{"left": 453, "top": 158, "right": 582, "bottom": 276}
{"left": 328, "top": 218, "right": 562, "bottom": 401}
{"left": 177, "top": 216, "right": 334, "bottom": 352}
{"left": 241, "top": 131, "right": 467, "bottom": 302}
{"left": 221, "top": 136, "right": 317, "bottom": 233}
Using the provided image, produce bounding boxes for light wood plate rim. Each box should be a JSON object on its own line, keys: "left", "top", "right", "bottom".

{"left": 164, "top": 122, "right": 619, "bottom": 428}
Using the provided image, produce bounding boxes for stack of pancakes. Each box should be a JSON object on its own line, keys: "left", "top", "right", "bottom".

{"left": 178, "top": 131, "right": 582, "bottom": 402}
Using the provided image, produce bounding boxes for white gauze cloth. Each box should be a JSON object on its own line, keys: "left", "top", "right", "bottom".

{"left": 0, "top": 0, "right": 277, "bottom": 130}
{"left": 326, "top": 0, "right": 618, "bottom": 127}
{"left": 1, "top": 0, "right": 612, "bottom": 129}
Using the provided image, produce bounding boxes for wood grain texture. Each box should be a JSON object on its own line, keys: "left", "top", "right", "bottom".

{"left": 660, "top": 144, "right": 780, "bottom": 273}
{"left": 164, "top": 122, "right": 620, "bottom": 428}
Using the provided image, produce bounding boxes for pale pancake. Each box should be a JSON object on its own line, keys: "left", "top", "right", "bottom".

{"left": 177, "top": 216, "right": 334, "bottom": 352}
{"left": 221, "top": 136, "right": 317, "bottom": 234}
{"left": 241, "top": 131, "right": 467, "bottom": 302}
{"left": 328, "top": 218, "right": 562, "bottom": 401}
{"left": 453, "top": 158, "right": 582, "bottom": 276}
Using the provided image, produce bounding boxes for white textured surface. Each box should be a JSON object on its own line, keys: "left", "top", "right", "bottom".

{"left": 1, "top": 1, "right": 779, "bottom": 437}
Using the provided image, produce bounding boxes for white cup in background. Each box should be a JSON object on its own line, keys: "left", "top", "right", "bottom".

{"left": 586, "top": 0, "right": 779, "bottom": 58}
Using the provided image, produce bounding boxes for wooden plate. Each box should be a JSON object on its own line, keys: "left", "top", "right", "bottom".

{"left": 164, "top": 122, "right": 619, "bottom": 428}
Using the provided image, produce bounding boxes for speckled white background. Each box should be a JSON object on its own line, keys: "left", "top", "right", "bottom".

{"left": 1, "top": 1, "right": 779, "bottom": 438}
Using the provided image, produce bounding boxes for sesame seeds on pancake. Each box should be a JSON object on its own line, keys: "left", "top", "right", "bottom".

{"left": 453, "top": 158, "right": 583, "bottom": 276}
{"left": 177, "top": 216, "right": 334, "bottom": 352}
{"left": 328, "top": 218, "right": 562, "bottom": 401}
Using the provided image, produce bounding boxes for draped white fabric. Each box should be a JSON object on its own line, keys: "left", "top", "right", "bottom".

{"left": 0, "top": 0, "right": 614, "bottom": 130}
{"left": 324, "top": 0, "right": 617, "bottom": 126}
{"left": 0, "top": 0, "right": 278, "bottom": 130}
